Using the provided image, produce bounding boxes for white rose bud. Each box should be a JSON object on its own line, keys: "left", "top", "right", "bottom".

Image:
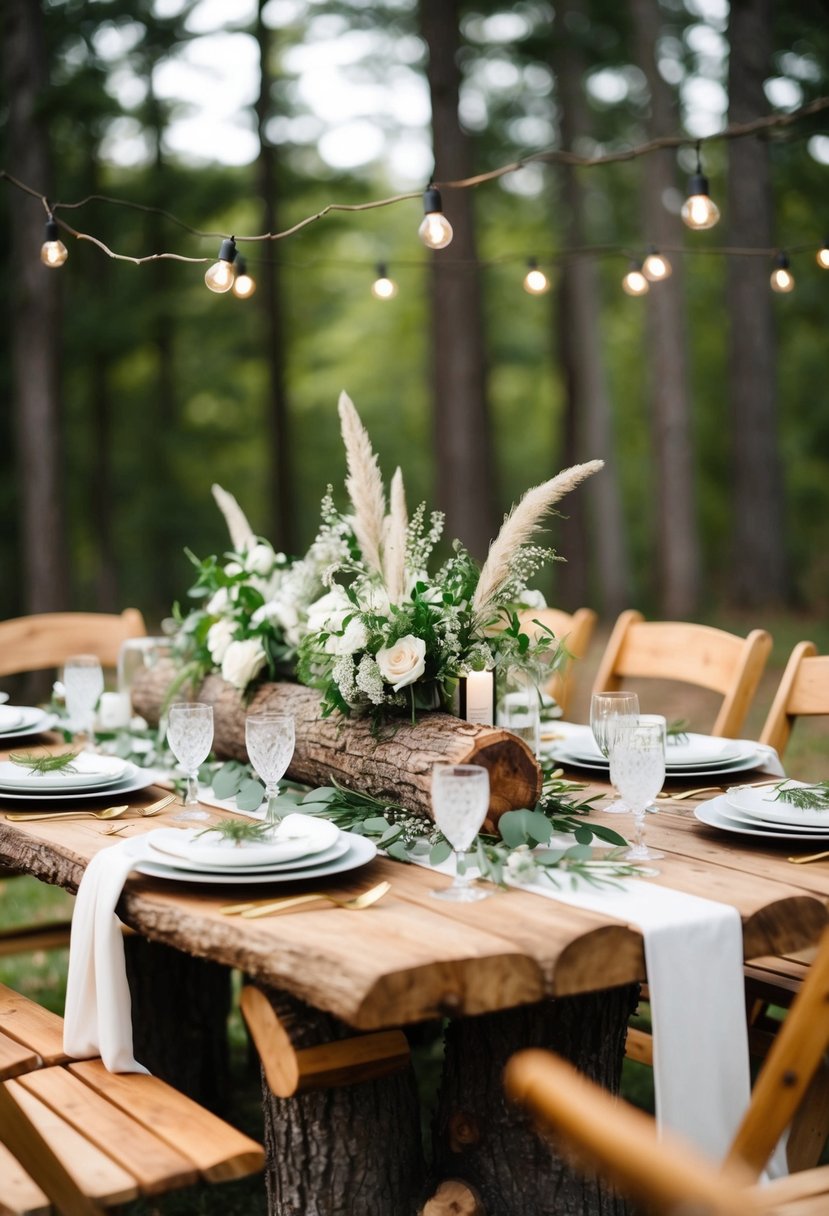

{"left": 375, "top": 634, "right": 427, "bottom": 692}
{"left": 206, "top": 617, "right": 236, "bottom": 664}
{"left": 224, "top": 561, "right": 243, "bottom": 577}
{"left": 519, "top": 587, "right": 547, "bottom": 610}
{"left": 221, "top": 638, "right": 267, "bottom": 690}
{"left": 245, "top": 543, "right": 275, "bottom": 577}
{"left": 207, "top": 587, "right": 230, "bottom": 614}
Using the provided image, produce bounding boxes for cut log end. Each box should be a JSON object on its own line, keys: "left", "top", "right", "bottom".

{"left": 421, "top": 1179, "right": 485, "bottom": 1216}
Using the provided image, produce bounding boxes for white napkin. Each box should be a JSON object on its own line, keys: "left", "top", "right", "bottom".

{"left": 64, "top": 838, "right": 150, "bottom": 1074}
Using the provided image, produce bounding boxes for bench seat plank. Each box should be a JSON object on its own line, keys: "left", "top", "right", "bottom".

{"left": 0, "top": 1141, "right": 50, "bottom": 1216}
{"left": 0, "top": 1031, "right": 40, "bottom": 1082}
{"left": 0, "top": 987, "right": 67, "bottom": 1065}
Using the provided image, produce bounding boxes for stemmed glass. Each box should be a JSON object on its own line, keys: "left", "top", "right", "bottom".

{"left": 63, "top": 655, "right": 104, "bottom": 752}
{"left": 245, "top": 713, "right": 295, "bottom": 828}
{"left": 430, "top": 763, "right": 491, "bottom": 902}
{"left": 590, "top": 691, "right": 640, "bottom": 813}
{"left": 610, "top": 716, "right": 666, "bottom": 864}
{"left": 166, "top": 702, "right": 214, "bottom": 822}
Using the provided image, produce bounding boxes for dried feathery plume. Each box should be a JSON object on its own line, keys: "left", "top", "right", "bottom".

{"left": 338, "top": 390, "right": 386, "bottom": 577}
{"left": 471, "top": 460, "right": 604, "bottom": 617}
{"left": 211, "top": 484, "right": 255, "bottom": 552}
{"left": 382, "top": 467, "right": 408, "bottom": 605}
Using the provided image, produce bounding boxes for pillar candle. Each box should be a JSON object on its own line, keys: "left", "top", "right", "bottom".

{"left": 463, "top": 670, "right": 494, "bottom": 725}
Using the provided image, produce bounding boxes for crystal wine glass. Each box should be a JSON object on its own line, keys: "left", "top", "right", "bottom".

{"left": 590, "top": 690, "right": 640, "bottom": 813}
{"left": 166, "top": 702, "right": 214, "bottom": 821}
{"left": 63, "top": 654, "right": 104, "bottom": 752}
{"left": 430, "top": 763, "right": 491, "bottom": 902}
{"left": 245, "top": 713, "right": 295, "bottom": 827}
{"left": 610, "top": 716, "right": 666, "bottom": 864}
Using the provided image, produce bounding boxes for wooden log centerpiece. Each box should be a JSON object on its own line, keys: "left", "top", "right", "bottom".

{"left": 132, "top": 662, "right": 542, "bottom": 830}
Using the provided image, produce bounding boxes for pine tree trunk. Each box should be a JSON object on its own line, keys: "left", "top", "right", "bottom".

{"left": 432, "top": 988, "right": 637, "bottom": 1216}
{"left": 258, "top": 988, "right": 424, "bottom": 1216}
{"left": 420, "top": 0, "right": 498, "bottom": 561}
{"left": 631, "top": 0, "right": 700, "bottom": 619}
{"left": 726, "top": 0, "right": 789, "bottom": 607}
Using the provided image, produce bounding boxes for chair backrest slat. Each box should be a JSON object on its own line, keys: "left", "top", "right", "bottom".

{"left": 518, "top": 606, "right": 596, "bottom": 719}
{"left": 0, "top": 610, "right": 146, "bottom": 678}
{"left": 759, "top": 641, "right": 829, "bottom": 758}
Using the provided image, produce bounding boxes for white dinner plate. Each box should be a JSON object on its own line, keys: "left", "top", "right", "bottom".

{"left": 0, "top": 707, "right": 54, "bottom": 741}
{"left": 145, "top": 832, "right": 351, "bottom": 875}
{"left": 0, "top": 768, "right": 157, "bottom": 805}
{"left": 725, "top": 781, "right": 829, "bottom": 830}
{"left": 0, "top": 753, "right": 131, "bottom": 793}
{"left": 547, "top": 746, "right": 766, "bottom": 781}
{"left": 715, "top": 799, "right": 829, "bottom": 836}
{"left": 694, "top": 796, "right": 829, "bottom": 843}
{"left": 146, "top": 814, "right": 340, "bottom": 868}
{"left": 132, "top": 833, "right": 378, "bottom": 885}
{"left": 0, "top": 707, "right": 24, "bottom": 731}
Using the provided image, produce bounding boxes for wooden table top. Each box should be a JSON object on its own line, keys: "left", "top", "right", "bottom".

{"left": 1, "top": 762, "right": 828, "bottom": 1030}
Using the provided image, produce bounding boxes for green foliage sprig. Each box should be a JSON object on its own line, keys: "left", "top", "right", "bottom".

{"left": 9, "top": 750, "right": 80, "bottom": 774}
{"left": 772, "top": 780, "right": 829, "bottom": 810}
{"left": 195, "top": 818, "right": 277, "bottom": 846}
{"left": 666, "top": 719, "right": 690, "bottom": 744}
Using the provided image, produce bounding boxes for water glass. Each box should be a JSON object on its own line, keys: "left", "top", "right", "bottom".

{"left": 245, "top": 713, "right": 295, "bottom": 827}
{"left": 496, "top": 668, "right": 540, "bottom": 757}
{"left": 610, "top": 716, "right": 666, "bottom": 864}
{"left": 430, "top": 763, "right": 491, "bottom": 902}
{"left": 590, "top": 691, "right": 640, "bottom": 813}
{"left": 63, "top": 655, "right": 104, "bottom": 752}
{"left": 166, "top": 702, "right": 214, "bottom": 821}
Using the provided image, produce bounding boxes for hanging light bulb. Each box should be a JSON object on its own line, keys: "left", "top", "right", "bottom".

{"left": 622, "top": 261, "right": 650, "bottom": 296}
{"left": 642, "top": 246, "right": 672, "bottom": 282}
{"left": 231, "top": 256, "right": 256, "bottom": 299}
{"left": 204, "top": 237, "right": 237, "bottom": 293}
{"left": 681, "top": 147, "right": 720, "bottom": 231}
{"left": 40, "top": 215, "right": 68, "bottom": 268}
{"left": 523, "top": 259, "right": 550, "bottom": 295}
{"left": 418, "top": 187, "right": 453, "bottom": 250}
{"left": 816, "top": 238, "right": 829, "bottom": 270}
{"left": 770, "top": 251, "right": 795, "bottom": 294}
{"left": 371, "top": 262, "right": 398, "bottom": 300}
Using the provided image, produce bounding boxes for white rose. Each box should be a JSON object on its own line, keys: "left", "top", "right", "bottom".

{"left": 207, "top": 587, "right": 230, "bottom": 614}
{"left": 334, "top": 616, "right": 369, "bottom": 656}
{"left": 244, "top": 543, "right": 275, "bottom": 577}
{"left": 251, "top": 599, "right": 299, "bottom": 634}
{"left": 207, "top": 617, "right": 236, "bottom": 664}
{"left": 306, "top": 587, "right": 352, "bottom": 635}
{"left": 518, "top": 587, "right": 547, "bottom": 611}
{"left": 375, "top": 634, "right": 426, "bottom": 691}
{"left": 221, "top": 638, "right": 267, "bottom": 689}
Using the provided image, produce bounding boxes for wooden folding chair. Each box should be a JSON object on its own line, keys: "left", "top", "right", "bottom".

{"left": 592, "top": 609, "right": 772, "bottom": 737}
{"left": 518, "top": 606, "right": 597, "bottom": 719}
{"left": 505, "top": 925, "right": 829, "bottom": 1216}
{"left": 759, "top": 641, "right": 829, "bottom": 759}
{"left": 0, "top": 609, "right": 147, "bottom": 957}
{"left": 0, "top": 981, "right": 264, "bottom": 1214}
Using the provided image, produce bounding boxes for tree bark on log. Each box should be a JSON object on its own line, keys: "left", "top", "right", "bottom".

{"left": 256, "top": 987, "right": 424, "bottom": 1216}
{"left": 132, "top": 665, "right": 542, "bottom": 829}
{"left": 431, "top": 987, "right": 638, "bottom": 1216}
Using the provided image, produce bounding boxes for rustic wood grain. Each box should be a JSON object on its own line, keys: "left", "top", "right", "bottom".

{"left": 132, "top": 664, "right": 542, "bottom": 826}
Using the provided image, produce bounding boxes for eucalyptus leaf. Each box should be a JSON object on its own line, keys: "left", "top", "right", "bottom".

{"left": 430, "top": 840, "right": 453, "bottom": 866}
{"left": 573, "top": 825, "right": 593, "bottom": 846}
{"left": 378, "top": 825, "right": 403, "bottom": 846}
{"left": 212, "top": 764, "right": 244, "bottom": 800}
{"left": 301, "top": 787, "right": 338, "bottom": 804}
{"left": 363, "top": 816, "right": 392, "bottom": 833}
{"left": 235, "top": 779, "right": 265, "bottom": 811}
{"left": 386, "top": 841, "right": 412, "bottom": 863}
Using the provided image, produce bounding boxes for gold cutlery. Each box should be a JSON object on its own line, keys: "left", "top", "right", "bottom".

{"left": 221, "top": 880, "right": 392, "bottom": 919}
{"left": 787, "top": 850, "right": 829, "bottom": 865}
{"left": 5, "top": 792, "right": 177, "bottom": 824}
{"left": 655, "top": 787, "right": 723, "bottom": 801}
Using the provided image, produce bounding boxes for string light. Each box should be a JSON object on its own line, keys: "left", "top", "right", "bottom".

{"left": 40, "top": 215, "right": 68, "bottom": 268}
{"left": 204, "top": 236, "right": 237, "bottom": 293}
{"left": 523, "top": 259, "right": 550, "bottom": 295}
{"left": 371, "top": 262, "right": 398, "bottom": 299}
{"left": 681, "top": 146, "right": 720, "bottom": 231}
{"left": 817, "top": 238, "right": 829, "bottom": 269}
{"left": 231, "top": 256, "right": 256, "bottom": 299}
{"left": 622, "top": 261, "right": 649, "bottom": 296}
{"left": 770, "top": 250, "right": 795, "bottom": 294}
{"left": 418, "top": 187, "right": 453, "bottom": 250}
{"left": 642, "top": 247, "right": 672, "bottom": 281}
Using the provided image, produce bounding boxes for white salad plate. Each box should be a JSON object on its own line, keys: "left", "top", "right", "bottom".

{"left": 0, "top": 768, "right": 154, "bottom": 804}
{"left": 133, "top": 833, "right": 377, "bottom": 886}
{"left": 0, "top": 753, "right": 131, "bottom": 793}
{"left": 562, "top": 732, "right": 748, "bottom": 769}
{"left": 715, "top": 799, "right": 829, "bottom": 836}
{"left": 694, "top": 796, "right": 829, "bottom": 843}
{"left": 547, "top": 746, "right": 765, "bottom": 781}
{"left": 145, "top": 832, "right": 351, "bottom": 875}
{"left": 146, "top": 814, "right": 340, "bottom": 869}
{"left": 725, "top": 781, "right": 829, "bottom": 830}
{"left": 0, "top": 707, "right": 54, "bottom": 742}
{"left": 0, "top": 707, "right": 24, "bottom": 731}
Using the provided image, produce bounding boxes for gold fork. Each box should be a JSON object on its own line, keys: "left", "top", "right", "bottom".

{"left": 6, "top": 792, "right": 177, "bottom": 824}
{"left": 221, "top": 880, "right": 392, "bottom": 919}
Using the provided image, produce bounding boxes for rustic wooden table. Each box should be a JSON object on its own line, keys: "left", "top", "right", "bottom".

{"left": 1, "top": 765, "right": 828, "bottom": 1216}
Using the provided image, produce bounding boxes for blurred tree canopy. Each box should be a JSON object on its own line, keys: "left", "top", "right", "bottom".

{"left": 0, "top": 0, "right": 826, "bottom": 630}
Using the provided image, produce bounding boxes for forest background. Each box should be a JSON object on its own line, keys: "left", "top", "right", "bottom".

{"left": 2, "top": 0, "right": 827, "bottom": 640}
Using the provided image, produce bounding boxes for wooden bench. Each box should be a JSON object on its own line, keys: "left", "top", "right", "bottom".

{"left": 0, "top": 981, "right": 264, "bottom": 1215}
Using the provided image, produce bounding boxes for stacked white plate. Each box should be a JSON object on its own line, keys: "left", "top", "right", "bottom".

{"left": 133, "top": 813, "right": 377, "bottom": 886}
{"left": 544, "top": 726, "right": 767, "bottom": 781}
{"left": 0, "top": 704, "right": 55, "bottom": 744}
{"left": 0, "top": 752, "right": 154, "bottom": 804}
{"left": 695, "top": 781, "right": 829, "bottom": 843}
